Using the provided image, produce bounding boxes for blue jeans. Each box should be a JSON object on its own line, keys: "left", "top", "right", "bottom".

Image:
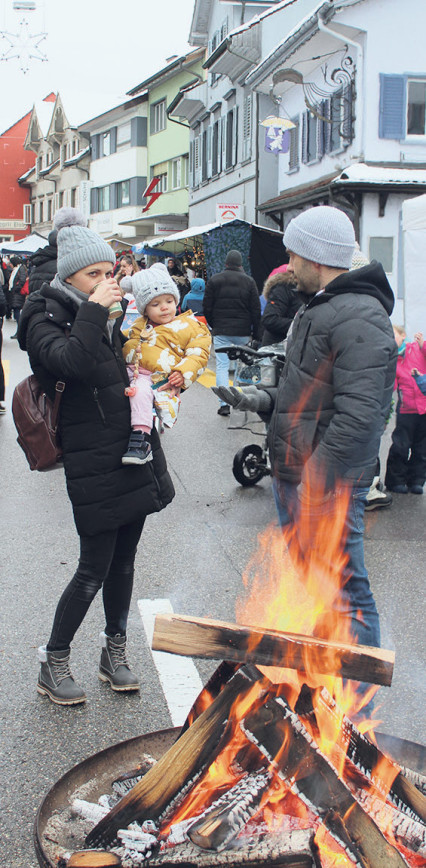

{"left": 213, "top": 335, "right": 250, "bottom": 404}
{"left": 273, "top": 479, "right": 380, "bottom": 649}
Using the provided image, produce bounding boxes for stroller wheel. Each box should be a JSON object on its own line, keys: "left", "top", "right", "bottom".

{"left": 232, "top": 444, "right": 269, "bottom": 487}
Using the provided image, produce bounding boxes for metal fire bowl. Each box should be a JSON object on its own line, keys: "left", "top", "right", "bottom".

{"left": 34, "top": 728, "right": 426, "bottom": 868}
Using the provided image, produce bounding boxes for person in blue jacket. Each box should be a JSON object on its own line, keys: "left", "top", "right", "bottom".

{"left": 181, "top": 276, "right": 206, "bottom": 317}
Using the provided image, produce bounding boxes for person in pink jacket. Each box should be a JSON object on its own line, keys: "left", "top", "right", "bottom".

{"left": 385, "top": 326, "right": 426, "bottom": 494}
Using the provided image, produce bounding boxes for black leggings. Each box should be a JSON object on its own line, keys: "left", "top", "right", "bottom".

{"left": 0, "top": 323, "right": 4, "bottom": 401}
{"left": 385, "top": 413, "right": 426, "bottom": 488}
{"left": 47, "top": 516, "right": 145, "bottom": 652}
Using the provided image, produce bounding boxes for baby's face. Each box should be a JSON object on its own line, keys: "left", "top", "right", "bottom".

{"left": 145, "top": 293, "right": 177, "bottom": 325}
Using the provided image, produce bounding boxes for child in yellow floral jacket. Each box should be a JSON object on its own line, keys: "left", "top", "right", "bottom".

{"left": 120, "top": 263, "right": 211, "bottom": 464}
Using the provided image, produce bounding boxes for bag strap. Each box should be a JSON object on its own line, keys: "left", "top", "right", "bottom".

{"left": 51, "top": 381, "right": 65, "bottom": 431}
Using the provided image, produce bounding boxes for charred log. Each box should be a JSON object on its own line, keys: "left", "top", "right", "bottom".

{"left": 298, "top": 686, "right": 426, "bottom": 824}
{"left": 86, "top": 665, "right": 266, "bottom": 848}
{"left": 241, "top": 696, "right": 409, "bottom": 868}
{"left": 187, "top": 770, "right": 272, "bottom": 851}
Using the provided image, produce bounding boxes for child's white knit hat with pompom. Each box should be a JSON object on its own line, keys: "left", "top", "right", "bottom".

{"left": 121, "top": 263, "right": 180, "bottom": 314}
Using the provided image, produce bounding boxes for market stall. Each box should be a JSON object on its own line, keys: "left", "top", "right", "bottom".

{"left": 132, "top": 219, "right": 286, "bottom": 292}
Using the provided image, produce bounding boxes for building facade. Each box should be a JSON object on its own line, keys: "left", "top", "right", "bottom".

{"left": 120, "top": 47, "right": 205, "bottom": 243}
{"left": 79, "top": 95, "right": 148, "bottom": 247}
{"left": 20, "top": 93, "right": 92, "bottom": 236}
{"left": 0, "top": 97, "right": 52, "bottom": 245}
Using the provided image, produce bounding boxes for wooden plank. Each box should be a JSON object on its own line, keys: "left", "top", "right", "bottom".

{"left": 85, "top": 665, "right": 265, "bottom": 849}
{"left": 152, "top": 613, "right": 395, "bottom": 687}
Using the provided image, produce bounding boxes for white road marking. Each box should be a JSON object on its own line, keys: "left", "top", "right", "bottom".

{"left": 138, "top": 597, "right": 203, "bottom": 727}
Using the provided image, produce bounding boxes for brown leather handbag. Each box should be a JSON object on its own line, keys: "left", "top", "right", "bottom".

{"left": 12, "top": 375, "right": 65, "bottom": 471}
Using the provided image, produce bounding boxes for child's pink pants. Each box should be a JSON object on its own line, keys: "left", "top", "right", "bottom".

{"left": 126, "top": 365, "right": 154, "bottom": 428}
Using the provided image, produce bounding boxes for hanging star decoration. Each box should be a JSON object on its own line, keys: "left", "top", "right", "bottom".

{"left": 0, "top": 16, "right": 47, "bottom": 73}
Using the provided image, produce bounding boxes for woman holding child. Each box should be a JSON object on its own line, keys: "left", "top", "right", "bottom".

{"left": 18, "top": 208, "right": 175, "bottom": 706}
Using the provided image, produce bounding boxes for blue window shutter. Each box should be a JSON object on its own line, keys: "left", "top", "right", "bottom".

{"left": 379, "top": 74, "right": 405, "bottom": 139}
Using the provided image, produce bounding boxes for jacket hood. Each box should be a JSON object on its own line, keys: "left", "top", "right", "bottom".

{"left": 18, "top": 282, "right": 77, "bottom": 351}
{"left": 321, "top": 260, "right": 395, "bottom": 316}
{"left": 29, "top": 243, "right": 58, "bottom": 267}
{"left": 188, "top": 278, "right": 205, "bottom": 296}
{"left": 263, "top": 271, "right": 297, "bottom": 301}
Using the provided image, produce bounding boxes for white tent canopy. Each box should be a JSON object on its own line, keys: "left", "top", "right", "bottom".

{"left": 402, "top": 194, "right": 426, "bottom": 338}
{"left": 0, "top": 233, "right": 49, "bottom": 256}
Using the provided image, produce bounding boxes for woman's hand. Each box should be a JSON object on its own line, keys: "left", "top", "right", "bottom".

{"left": 414, "top": 332, "right": 424, "bottom": 348}
{"left": 88, "top": 278, "right": 122, "bottom": 309}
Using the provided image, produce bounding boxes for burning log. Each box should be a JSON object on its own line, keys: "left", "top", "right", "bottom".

{"left": 86, "top": 665, "right": 266, "bottom": 848}
{"left": 241, "top": 696, "right": 409, "bottom": 868}
{"left": 152, "top": 614, "right": 395, "bottom": 686}
{"left": 66, "top": 852, "right": 122, "bottom": 867}
{"left": 187, "top": 770, "right": 273, "bottom": 851}
{"left": 296, "top": 686, "right": 426, "bottom": 824}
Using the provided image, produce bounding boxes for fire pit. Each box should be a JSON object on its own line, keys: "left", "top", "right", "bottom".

{"left": 35, "top": 670, "right": 426, "bottom": 868}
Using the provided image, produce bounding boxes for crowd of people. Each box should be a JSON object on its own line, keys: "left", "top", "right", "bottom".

{"left": 1, "top": 203, "right": 423, "bottom": 716}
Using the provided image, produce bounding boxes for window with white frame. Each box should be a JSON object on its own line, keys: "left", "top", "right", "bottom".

{"left": 38, "top": 199, "right": 44, "bottom": 223}
{"left": 101, "top": 131, "right": 111, "bottom": 156}
{"left": 117, "top": 180, "right": 130, "bottom": 207}
{"left": 0, "top": 235, "right": 13, "bottom": 244}
{"left": 47, "top": 198, "right": 53, "bottom": 221}
{"left": 98, "top": 186, "right": 110, "bottom": 211}
{"left": 156, "top": 172, "right": 168, "bottom": 193}
{"left": 23, "top": 204, "right": 32, "bottom": 224}
{"left": 117, "top": 122, "right": 131, "bottom": 146}
{"left": 369, "top": 237, "right": 394, "bottom": 273}
{"left": 72, "top": 138, "right": 78, "bottom": 156}
{"left": 172, "top": 157, "right": 181, "bottom": 189}
{"left": 70, "top": 188, "right": 77, "bottom": 208}
{"left": 225, "top": 107, "right": 237, "bottom": 169}
{"left": 212, "top": 118, "right": 221, "bottom": 175}
{"left": 152, "top": 100, "right": 166, "bottom": 133}
{"left": 182, "top": 155, "right": 189, "bottom": 187}
{"left": 407, "top": 79, "right": 426, "bottom": 136}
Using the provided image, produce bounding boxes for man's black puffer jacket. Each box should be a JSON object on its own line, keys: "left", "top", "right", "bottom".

{"left": 203, "top": 264, "right": 261, "bottom": 339}
{"left": 267, "top": 262, "right": 397, "bottom": 491}
{"left": 18, "top": 284, "right": 175, "bottom": 536}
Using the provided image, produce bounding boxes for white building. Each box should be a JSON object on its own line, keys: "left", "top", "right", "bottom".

{"left": 171, "top": 0, "right": 316, "bottom": 227}
{"left": 243, "top": 0, "right": 426, "bottom": 324}
{"left": 79, "top": 95, "right": 148, "bottom": 247}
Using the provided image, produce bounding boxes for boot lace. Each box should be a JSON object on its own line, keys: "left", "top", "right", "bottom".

{"left": 109, "top": 639, "right": 129, "bottom": 670}
{"left": 52, "top": 656, "right": 72, "bottom": 683}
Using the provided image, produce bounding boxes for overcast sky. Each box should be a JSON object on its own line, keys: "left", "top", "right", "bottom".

{"left": 0, "top": 0, "right": 196, "bottom": 132}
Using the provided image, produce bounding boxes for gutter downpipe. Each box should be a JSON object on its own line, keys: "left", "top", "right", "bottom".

{"left": 317, "top": 12, "right": 365, "bottom": 160}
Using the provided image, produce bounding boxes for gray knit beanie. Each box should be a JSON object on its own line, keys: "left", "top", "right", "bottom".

{"left": 53, "top": 207, "right": 116, "bottom": 280}
{"left": 225, "top": 249, "right": 243, "bottom": 267}
{"left": 121, "top": 263, "right": 180, "bottom": 314}
{"left": 283, "top": 206, "right": 355, "bottom": 269}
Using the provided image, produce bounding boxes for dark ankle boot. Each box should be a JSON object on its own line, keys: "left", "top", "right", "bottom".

{"left": 37, "top": 645, "right": 86, "bottom": 705}
{"left": 99, "top": 632, "right": 140, "bottom": 692}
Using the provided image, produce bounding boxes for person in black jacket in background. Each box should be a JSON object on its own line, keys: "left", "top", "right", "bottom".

{"left": 0, "top": 281, "right": 6, "bottom": 413}
{"left": 260, "top": 264, "right": 304, "bottom": 347}
{"left": 18, "top": 207, "right": 175, "bottom": 706}
{"left": 203, "top": 249, "right": 261, "bottom": 416}
{"left": 28, "top": 229, "right": 58, "bottom": 294}
{"left": 9, "top": 255, "right": 28, "bottom": 337}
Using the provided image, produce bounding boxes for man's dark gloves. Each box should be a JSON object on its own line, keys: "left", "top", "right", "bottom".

{"left": 212, "top": 385, "right": 273, "bottom": 413}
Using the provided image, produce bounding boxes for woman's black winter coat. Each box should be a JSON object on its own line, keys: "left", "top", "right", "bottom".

{"left": 260, "top": 273, "right": 304, "bottom": 347}
{"left": 203, "top": 265, "right": 261, "bottom": 339}
{"left": 18, "top": 284, "right": 175, "bottom": 536}
{"left": 11, "top": 264, "right": 28, "bottom": 310}
{"left": 28, "top": 232, "right": 58, "bottom": 294}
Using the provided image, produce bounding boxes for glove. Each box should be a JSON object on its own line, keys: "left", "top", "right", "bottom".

{"left": 212, "top": 385, "right": 273, "bottom": 413}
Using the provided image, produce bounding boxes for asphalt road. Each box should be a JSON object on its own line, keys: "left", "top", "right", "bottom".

{"left": 0, "top": 314, "right": 425, "bottom": 867}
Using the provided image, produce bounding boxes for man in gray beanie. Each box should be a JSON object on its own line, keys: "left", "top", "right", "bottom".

{"left": 215, "top": 206, "right": 397, "bottom": 713}
{"left": 203, "top": 249, "right": 261, "bottom": 416}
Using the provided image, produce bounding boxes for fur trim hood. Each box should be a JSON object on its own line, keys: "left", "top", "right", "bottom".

{"left": 263, "top": 271, "right": 297, "bottom": 301}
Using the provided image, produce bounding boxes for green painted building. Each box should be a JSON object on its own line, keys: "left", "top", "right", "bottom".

{"left": 120, "top": 47, "right": 205, "bottom": 243}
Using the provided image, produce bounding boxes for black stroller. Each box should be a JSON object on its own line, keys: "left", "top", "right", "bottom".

{"left": 216, "top": 343, "right": 286, "bottom": 486}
